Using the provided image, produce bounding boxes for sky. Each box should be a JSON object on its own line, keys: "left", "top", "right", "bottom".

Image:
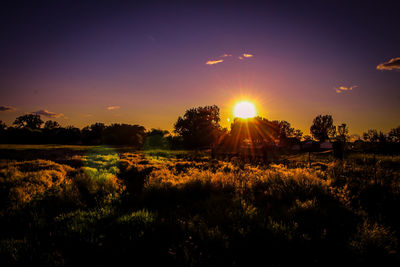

{"left": 0, "top": 0, "right": 399, "bottom": 135}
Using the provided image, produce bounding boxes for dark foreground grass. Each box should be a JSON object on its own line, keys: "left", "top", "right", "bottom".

{"left": 1, "top": 146, "right": 400, "bottom": 266}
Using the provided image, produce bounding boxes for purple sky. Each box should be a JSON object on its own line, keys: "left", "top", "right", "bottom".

{"left": 1, "top": 0, "right": 399, "bottom": 135}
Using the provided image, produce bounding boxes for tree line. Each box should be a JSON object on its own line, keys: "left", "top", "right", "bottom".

{"left": 0, "top": 115, "right": 172, "bottom": 149}
{"left": 0, "top": 107, "right": 399, "bottom": 152}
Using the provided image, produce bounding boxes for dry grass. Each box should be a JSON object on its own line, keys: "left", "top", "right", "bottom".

{"left": 1, "top": 147, "right": 400, "bottom": 265}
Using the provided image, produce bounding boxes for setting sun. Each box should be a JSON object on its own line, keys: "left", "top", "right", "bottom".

{"left": 233, "top": 101, "right": 257, "bottom": 119}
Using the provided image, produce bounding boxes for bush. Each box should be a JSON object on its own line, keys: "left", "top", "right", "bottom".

{"left": 72, "top": 168, "right": 124, "bottom": 207}
{"left": 0, "top": 160, "right": 73, "bottom": 210}
{"left": 350, "top": 221, "right": 398, "bottom": 263}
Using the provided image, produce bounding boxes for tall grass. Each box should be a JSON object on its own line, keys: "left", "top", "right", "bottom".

{"left": 0, "top": 149, "right": 400, "bottom": 265}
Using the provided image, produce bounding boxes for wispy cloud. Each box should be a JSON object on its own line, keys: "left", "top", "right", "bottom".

{"left": 0, "top": 105, "right": 16, "bottom": 112}
{"left": 33, "top": 109, "right": 64, "bottom": 118}
{"left": 238, "top": 53, "right": 254, "bottom": 60}
{"left": 206, "top": 59, "right": 224, "bottom": 65}
{"left": 377, "top": 57, "right": 400, "bottom": 71}
{"left": 206, "top": 52, "right": 254, "bottom": 65}
{"left": 107, "top": 105, "right": 120, "bottom": 110}
{"left": 335, "top": 85, "right": 357, "bottom": 93}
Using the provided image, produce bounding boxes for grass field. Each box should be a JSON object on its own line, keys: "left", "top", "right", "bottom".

{"left": 1, "top": 145, "right": 400, "bottom": 266}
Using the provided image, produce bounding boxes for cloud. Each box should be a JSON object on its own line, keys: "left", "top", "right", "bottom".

{"left": 238, "top": 53, "right": 254, "bottom": 60}
{"left": 107, "top": 105, "right": 120, "bottom": 110}
{"left": 377, "top": 57, "right": 400, "bottom": 71}
{"left": 33, "top": 109, "right": 64, "bottom": 118}
{"left": 206, "top": 52, "right": 254, "bottom": 65}
{"left": 0, "top": 105, "right": 16, "bottom": 112}
{"left": 335, "top": 85, "right": 357, "bottom": 93}
{"left": 206, "top": 59, "right": 224, "bottom": 65}
{"left": 243, "top": 53, "right": 254, "bottom": 58}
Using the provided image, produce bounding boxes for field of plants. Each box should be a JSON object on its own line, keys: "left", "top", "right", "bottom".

{"left": 1, "top": 145, "right": 400, "bottom": 266}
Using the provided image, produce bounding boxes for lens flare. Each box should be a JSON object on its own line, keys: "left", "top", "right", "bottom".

{"left": 233, "top": 101, "right": 257, "bottom": 119}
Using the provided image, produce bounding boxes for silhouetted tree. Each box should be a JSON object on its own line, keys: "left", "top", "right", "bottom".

{"left": 388, "top": 126, "right": 400, "bottom": 143}
{"left": 310, "top": 115, "right": 336, "bottom": 142}
{"left": 362, "top": 129, "right": 392, "bottom": 153}
{"left": 59, "top": 126, "right": 81, "bottom": 144}
{"left": 377, "top": 132, "right": 388, "bottom": 143}
{"left": 278, "top": 120, "right": 295, "bottom": 139}
{"left": 82, "top": 123, "right": 106, "bottom": 145}
{"left": 13, "top": 114, "right": 43, "bottom": 129}
{"left": 174, "top": 105, "right": 222, "bottom": 149}
{"left": 337, "top": 123, "right": 349, "bottom": 142}
{"left": 44, "top": 120, "right": 60, "bottom": 130}
{"left": 363, "top": 129, "right": 379, "bottom": 143}
{"left": 102, "top": 123, "right": 146, "bottom": 147}
{"left": 43, "top": 121, "right": 60, "bottom": 143}
{"left": 274, "top": 120, "right": 303, "bottom": 147}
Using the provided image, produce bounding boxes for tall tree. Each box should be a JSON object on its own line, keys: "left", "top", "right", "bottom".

{"left": 174, "top": 105, "right": 222, "bottom": 149}
{"left": 13, "top": 114, "right": 43, "bottom": 129}
{"left": 337, "top": 123, "right": 349, "bottom": 142}
{"left": 82, "top": 123, "right": 106, "bottom": 144}
{"left": 278, "top": 120, "right": 295, "bottom": 140}
{"left": 310, "top": 115, "right": 336, "bottom": 142}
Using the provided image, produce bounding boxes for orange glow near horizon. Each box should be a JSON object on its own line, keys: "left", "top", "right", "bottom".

{"left": 233, "top": 101, "right": 257, "bottom": 119}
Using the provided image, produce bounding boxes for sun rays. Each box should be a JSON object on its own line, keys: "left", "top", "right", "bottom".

{"left": 233, "top": 101, "right": 257, "bottom": 119}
